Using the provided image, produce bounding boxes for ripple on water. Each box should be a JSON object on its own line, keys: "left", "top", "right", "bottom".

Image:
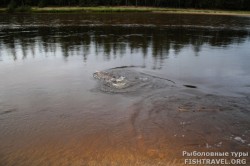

{"left": 92, "top": 67, "right": 176, "bottom": 95}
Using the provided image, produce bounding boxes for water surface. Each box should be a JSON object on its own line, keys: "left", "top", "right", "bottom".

{"left": 0, "top": 13, "right": 250, "bottom": 165}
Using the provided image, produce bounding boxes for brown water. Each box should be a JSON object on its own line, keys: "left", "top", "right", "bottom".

{"left": 0, "top": 13, "right": 250, "bottom": 166}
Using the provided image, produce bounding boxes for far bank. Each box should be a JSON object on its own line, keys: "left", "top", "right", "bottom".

{"left": 0, "top": 6, "right": 250, "bottom": 16}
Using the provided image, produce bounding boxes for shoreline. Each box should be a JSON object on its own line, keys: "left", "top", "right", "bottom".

{"left": 0, "top": 6, "right": 250, "bottom": 16}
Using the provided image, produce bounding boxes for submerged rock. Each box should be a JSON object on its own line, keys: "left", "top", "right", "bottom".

{"left": 234, "top": 136, "right": 246, "bottom": 143}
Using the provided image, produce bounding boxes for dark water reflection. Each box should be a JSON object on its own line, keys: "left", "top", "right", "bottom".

{"left": 1, "top": 13, "right": 250, "bottom": 63}
{"left": 1, "top": 15, "right": 250, "bottom": 95}
{"left": 1, "top": 26, "right": 250, "bottom": 61}
{"left": 0, "top": 13, "right": 250, "bottom": 165}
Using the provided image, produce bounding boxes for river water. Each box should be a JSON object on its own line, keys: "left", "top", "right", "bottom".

{"left": 0, "top": 13, "right": 250, "bottom": 165}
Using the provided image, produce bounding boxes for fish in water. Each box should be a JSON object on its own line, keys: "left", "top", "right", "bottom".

{"left": 93, "top": 71, "right": 128, "bottom": 89}
{"left": 184, "top": 85, "right": 197, "bottom": 88}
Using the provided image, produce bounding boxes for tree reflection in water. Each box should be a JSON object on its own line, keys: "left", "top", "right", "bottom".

{"left": 0, "top": 26, "right": 249, "bottom": 64}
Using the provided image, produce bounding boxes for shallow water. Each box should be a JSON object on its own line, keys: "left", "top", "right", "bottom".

{"left": 0, "top": 13, "right": 250, "bottom": 165}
